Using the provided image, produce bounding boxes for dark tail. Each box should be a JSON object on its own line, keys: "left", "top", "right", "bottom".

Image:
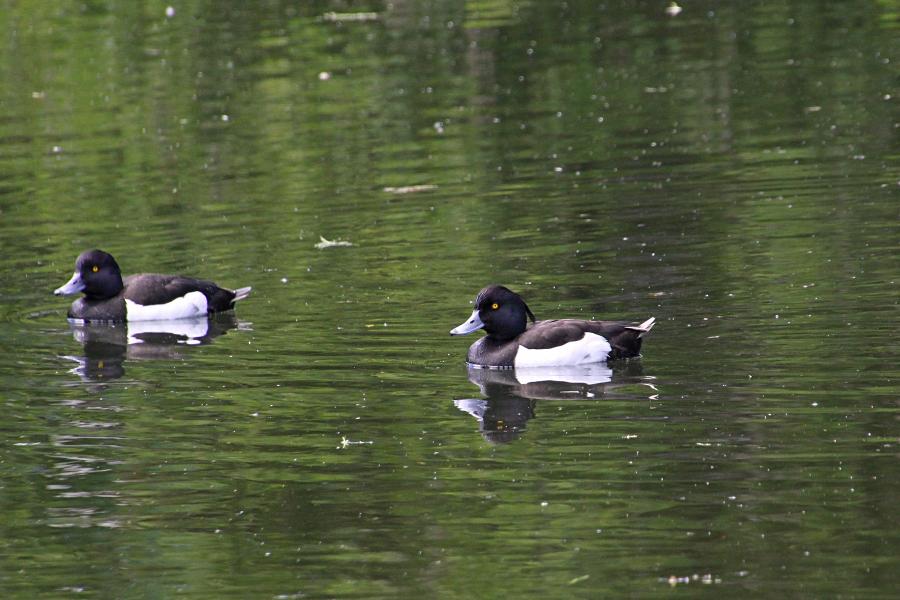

{"left": 625, "top": 317, "right": 655, "bottom": 337}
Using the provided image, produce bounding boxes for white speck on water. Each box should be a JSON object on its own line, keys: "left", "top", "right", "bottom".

{"left": 433, "top": 121, "right": 445, "bottom": 134}
{"left": 221, "top": 114, "right": 229, "bottom": 122}
{"left": 318, "top": 71, "right": 331, "bottom": 81}
{"left": 540, "top": 501, "right": 548, "bottom": 507}
{"left": 383, "top": 184, "right": 438, "bottom": 194}
{"left": 165, "top": 6, "right": 175, "bottom": 17}
{"left": 281, "top": 277, "right": 288, "bottom": 283}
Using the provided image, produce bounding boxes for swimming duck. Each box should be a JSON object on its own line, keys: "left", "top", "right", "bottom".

{"left": 54, "top": 249, "right": 251, "bottom": 322}
{"left": 450, "top": 285, "right": 654, "bottom": 367}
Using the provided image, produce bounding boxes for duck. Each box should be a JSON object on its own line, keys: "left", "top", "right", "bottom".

{"left": 54, "top": 249, "right": 251, "bottom": 322}
{"left": 450, "top": 285, "right": 655, "bottom": 368}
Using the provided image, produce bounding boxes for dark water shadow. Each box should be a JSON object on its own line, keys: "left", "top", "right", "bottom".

{"left": 60, "top": 314, "right": 248, "bottom": 383}
{"left": 454, "top": 361, "right": 656, "bottom": 443}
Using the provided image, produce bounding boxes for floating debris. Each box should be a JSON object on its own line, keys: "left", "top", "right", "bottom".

{"left": 322, "top": 11, "right": 379, "bottom": 23}
{"left": 315, "top": 236, "right": 353, "bottom": 249}
{"left": 664, "top": 573, "right": 720, "bottom": 586}
{"left": 383, "top": 184, "right": 438, "bottom": 194}
{"left": 665, "top": 2, "right": 682, "bottom": 17}
{"left": 339, "top": 436, "right": 374, "bottom": 449}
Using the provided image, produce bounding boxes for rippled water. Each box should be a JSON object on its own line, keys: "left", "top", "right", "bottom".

{"left": 1, "top": 1, "right": 897, "bottom": 597}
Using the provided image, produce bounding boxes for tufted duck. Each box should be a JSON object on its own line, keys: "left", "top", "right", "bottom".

{"left": 54, "top": 249, "right": 251, "bottom": 322}
{"left": 450, "top": 285, "right": 654, "bottom": 367}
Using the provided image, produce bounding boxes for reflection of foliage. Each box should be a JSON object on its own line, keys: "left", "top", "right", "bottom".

{"left": 3, "top": 1, "right": 894, "bottom": 306}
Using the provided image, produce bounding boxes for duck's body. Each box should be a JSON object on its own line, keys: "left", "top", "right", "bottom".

{"left": 451, "top": 285, "right": 654, "bottom": 368}
{"left": 55, "top": 250, "right": 251, "bottom": 322}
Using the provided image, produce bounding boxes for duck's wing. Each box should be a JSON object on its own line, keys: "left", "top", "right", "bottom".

{"left": 516, "top": 320, "right": 595, "bottom": 349}
{"left": 520, "top": 319, "right": 652, "bottom": 359}
{"left": 123, "top": 274, "right": 240, "bottom": 312}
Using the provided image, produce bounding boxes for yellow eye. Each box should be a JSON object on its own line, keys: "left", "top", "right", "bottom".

{"left": 491, "top": 303, "right": 499, "bottom": 310}
{"left": 92, "top": 265, "right": 99, "bottom": 272}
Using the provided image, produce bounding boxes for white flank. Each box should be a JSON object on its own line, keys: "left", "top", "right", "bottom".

{"left": 125, "top": 291, "right": 208, "bottom": 321}
{"left": 514, "top": 332, "right": 612, "bottom": 368}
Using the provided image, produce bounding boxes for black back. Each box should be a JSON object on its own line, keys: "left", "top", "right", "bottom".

{"left": 518, "top": 319, "right": 646, "bottom": 359}
{"left": 123, "top": 274, "right": 237, "bottom": 312}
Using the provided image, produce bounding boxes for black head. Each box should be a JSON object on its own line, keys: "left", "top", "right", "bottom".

{"left": 54, "top": 249, "right": 124, "bottom": 300}
{"left": 450, "top": 285, "right": 536, "bottom": 341}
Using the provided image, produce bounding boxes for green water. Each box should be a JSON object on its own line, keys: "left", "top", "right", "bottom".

{"left": 1, "top": 1, "right": 898, "bottom": 597}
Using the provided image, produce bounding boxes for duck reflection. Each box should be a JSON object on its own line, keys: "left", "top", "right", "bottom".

{"left": 61, "top": 314, "right": 244, "bottom": 382}
{"left": 454, "top": 362, "right": 653, "bottom": 443}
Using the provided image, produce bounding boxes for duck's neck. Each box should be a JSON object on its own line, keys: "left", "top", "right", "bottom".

{"left": 85, "top": 275, "right": 124, "bottom": 300}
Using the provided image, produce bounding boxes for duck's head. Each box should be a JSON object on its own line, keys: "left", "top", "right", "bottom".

{"left": 54, "top": 249, "right": 124, "bottom": 300}
{"left": 450, "top": 285, "right": 536, "bottom": 341}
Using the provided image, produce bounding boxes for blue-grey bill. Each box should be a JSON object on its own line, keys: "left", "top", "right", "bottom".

{"left": 54, "top": 272, "right": 85, "bottom": 296}
{"left": 450, "top": 309, "right": 484, "bottom": 335}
